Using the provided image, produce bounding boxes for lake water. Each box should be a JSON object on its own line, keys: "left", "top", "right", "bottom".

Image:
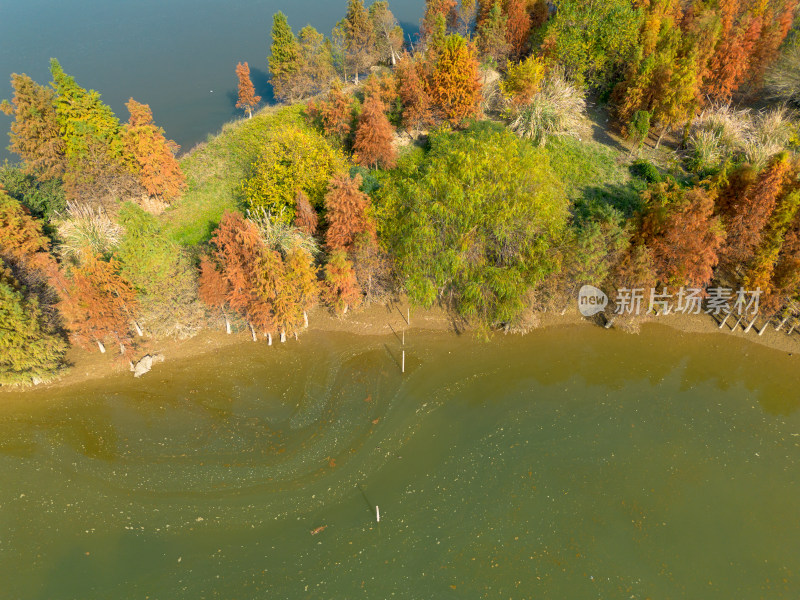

{"left": 0, "top": 0, "right": 425, "bottom": 164}
{"left": 2, "top": 324, "right": 800, "bottom": 598}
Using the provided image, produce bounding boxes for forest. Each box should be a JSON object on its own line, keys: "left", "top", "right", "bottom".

{"left": 1, "top": 0, "right": 799, "bottom": 385}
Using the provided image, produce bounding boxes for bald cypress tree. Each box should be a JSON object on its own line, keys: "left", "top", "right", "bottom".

{"left": 121, "top": 99, "right": 186, "bottom": 204}
{"left": 344, "top": 0, "right": 377, "bottom": 84}
{"left": 1, "top": 73, "right": 65, "bottom": 179}
{"left": 268, "top": 12, "right": 301, "bottom": 101}
{"left": 0, "top": 261, "right": 67, "bottom": 386}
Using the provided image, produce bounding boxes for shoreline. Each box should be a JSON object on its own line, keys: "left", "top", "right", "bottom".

{"left": 3, "top": 301, "right": 799, "bottom": 394}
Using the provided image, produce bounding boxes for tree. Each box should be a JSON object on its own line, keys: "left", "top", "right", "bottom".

{"left": 121, "top": 99, "right": 186, "bottom": 203}
{"left": 421, "top": 0, "right": 458, "bottom": 48}
{"left": 353, "top": 95, "right": 397, "bottom": 168}
{"left": 344, "top": 0, "right": 377, "bottom": 84}
{"left": 429, "top": 35, "right": 482, "bottom": 125}
{"left": 307, "top": 84, "right": 356, "bottom": 142}
{"left": 379, "top": 123, "right": 569, "bottom": 327}
{"left": 703, "top": 12, "right": 762, "bottom": 102}
{"left": 235, "top": 62, "right": 261, "bottom": 118}
{"left": 243, "top": 125, "right": 347, "bottom": 219}
{"left": 721, "top": 153, "right": 792, "bottom": 271}
{"left": 395, "top": 53, "right": 434, "bottom": 129}
{"left": 294, "top": 25, "right": 336, "bottom": 98}
{"left": 0, "top": 164, "right": 66, "bottom": 220}
{"left": 500, "top": 55, "right": 546, "bottom": 103}
{"left": 58, "top": 252, "right": 138, "bottom": 353}
{"left": 268, "top": 12, "right": 301, "bottom": 101}
{"left": 538, "top": 0, "right": 642, "bottom": 90}
{"left": 504, "top": 0, "right": 532, "bottom": 59}
{"left": 0, "top": 261, "right": 67, "bottom": 386}
{"left": 323, "top": 250, "right": 362, "bottom": 315}
{"left": 204, "top": 211, "right": 313, "bottom": 343}
{"left": 636, "top": 181, "right": 725, "bottom": 288}
{"left": 2, "top": 73, "right": 65, "bottom": 179}
{"left": 0, "top": 186, "right": 60, "bottom": 324}
{"left": 476, "top": 2, "right": 511, "bottom": 64}
{"left": 744, "top": 186, "right": 800, "bottom": 306}
{"left": 294, "top": 190, "right": 319, "bottom": 236}
{"left": 198, "top": 256, "right": 233, "bottom": 333}
{"left": 370, "top": 1, "right": 404, "bottom": 66}
{"left": 49, "top": 59, "right": 128, "bottom": 199}
{"left": 325, "top": 173, "right": 373, "bottom": 251}
{"left": 285, "top": 248, "right": 319, "bottom": 327}
{"left": 456, "top": 0, "right": 479, "bottom": 35}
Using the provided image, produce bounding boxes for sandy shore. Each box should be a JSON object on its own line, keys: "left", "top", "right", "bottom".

{"left": 3, "top": 300, "right": 798, "bottom": 393}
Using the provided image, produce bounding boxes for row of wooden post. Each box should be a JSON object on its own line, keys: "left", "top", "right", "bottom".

{"left": 715, "top": 311, "right": 800, "bottom": 337}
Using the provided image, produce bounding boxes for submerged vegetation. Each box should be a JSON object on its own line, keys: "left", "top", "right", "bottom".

{"left": 1, "top": 0, "right": 800, "bottom": 385}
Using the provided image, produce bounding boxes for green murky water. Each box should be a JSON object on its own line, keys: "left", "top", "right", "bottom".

{"left": 1, "top": 324, "right": 799, "bottom": 599}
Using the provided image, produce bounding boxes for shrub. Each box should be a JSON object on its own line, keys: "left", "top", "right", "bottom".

{"left": 630, "top": 160, "right": 662, "bottom": 184}
{"left": 242, "top": 125, "right": 347, "bottom": 220}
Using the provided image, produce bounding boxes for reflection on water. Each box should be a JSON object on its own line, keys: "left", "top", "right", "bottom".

{"left": 1, "top": 325, "right": 799, "bottom": 599}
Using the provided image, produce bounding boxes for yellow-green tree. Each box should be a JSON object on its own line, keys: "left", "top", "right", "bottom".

{"left": 429, "top": 34, "right": 482, "bottom": 125}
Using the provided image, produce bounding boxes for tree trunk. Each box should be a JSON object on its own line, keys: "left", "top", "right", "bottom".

{"left": 224, "top": 314, "right": 231, "bottom": 335}
{"left": 655, "top": 125, "right": 667, "bottom": 150}
{"left": 280, "top": 329, "right": 287, "bottom": 343}
{"left": 119, "top": 343, "right": 126, "bottom": 355}
{"left": 267, "top": 332, "right": 273, "bottom": 346}
{"left": 249, "top": 323, "right": 257, "bottom": 342}
{"left": 303, "top": 311, "right": 309, "bottom": 328}
{"left": 248, "top": 108, "right": 252, "bottom": 119}
{"left": 343, "top": 303, "right": 349, "bottom": 315}
{"left": 97, "top": 340, "right": 106, "bottom": 354}
{"left": 133, "top": 321, "right": 143, "bottom": 337}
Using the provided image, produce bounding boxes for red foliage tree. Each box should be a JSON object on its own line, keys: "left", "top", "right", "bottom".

{"left": 198, "top": 256, "right": 232, "bottom": 333}
{"left": 308, "top": 84, "right": 355, "bottom": 141}
{"left": 58, "top": 252, "right": 138, "bottom": 353}
{"left": 703, "top": 11, "right": 762, "bottom": 102}
{"left": 122, "top": 99, "right": 186, "bottom": 203}
{"left": 721, "top": 153, "right": 792, "bottom": 270}
{"left": 421, "top": 0, "right": 458, "bottom": 45}
{"left": 294, "top": 190, "right": 319, "bottom": 235}
{"left": 395, "top": 53, "right": 434, "bottom": 130}
{"left": 235, "top": 62, "right": 261, "bottom": 118}
{"left": 504, "top": 0, "right": 532, "bottom": 59}
{"left": 324, "top": 173, "right": 373, "bottom": 251}
{"left": 353, "top": 94, "right": 397, "bottom": 168}
{"left": 638, "top": 183, "right": 725, "bottom": 288}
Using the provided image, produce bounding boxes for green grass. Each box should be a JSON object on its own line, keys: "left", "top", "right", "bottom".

{"left": 542, "top": 135, "right": 648, "bottom": 221}
{"left": 161, "top": 104, "right": 311, "bottom": 247}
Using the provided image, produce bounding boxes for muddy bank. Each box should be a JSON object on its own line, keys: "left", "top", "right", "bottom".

{"left": 3, "top": 301, "right": 798, "bottom": 393}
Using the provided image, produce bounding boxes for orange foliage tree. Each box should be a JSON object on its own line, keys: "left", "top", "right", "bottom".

{"left": 504, "top": 0, "right": 532, "bottom": 59}
{"left": 307, "top": 84, "right": 356, "bottom": 142}
{"left": 429, "top": 34, "right": 482, "bottom": 125}
{"left": 637, "top": 182, "right": 725, "bottom": 288}
{"left": 353, "top": 94, "right": 397, "bottom": 168}
{"left": 235, "top": 62, "right": 261, "bottom": 118}
{"left": 395, "top": 53, "right": 434, "bottom": 129}
{"left": 122, "top": 99, "right": 186, "bottom": 203}
{"left": 58, "top": 252, "right": 138, "bottom": 354}
{"left": 1, "top": 73, "right": 65, "bottom": 179}
{"left": 323, "top": 250, "right": 362, "bottom": 315}
{"left": 201, "top": 211, "right": 314, "bottom": 343}
{"left": 721, "top": 153, "right": 793, "bottom": 270}
{"left": 294, "top": 190, "right": 319, "bottom": 235}
{"left": 198, "top": 256, "right": 232, "bottom": 333}
{"left": 325, "top": 173, "right": 373, "bottom": 251}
